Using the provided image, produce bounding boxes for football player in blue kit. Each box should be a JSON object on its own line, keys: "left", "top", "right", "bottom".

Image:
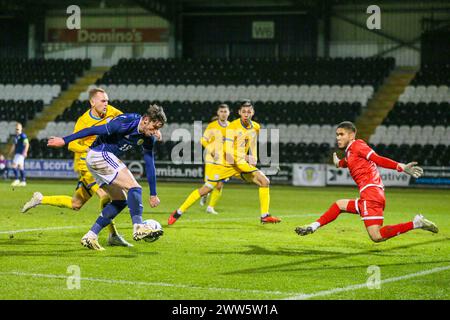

{"left": 9, "top": 122, "right": 29, "bottom": 187}
{"left": 48, "top": 105, "right": 167, "bottom": 250}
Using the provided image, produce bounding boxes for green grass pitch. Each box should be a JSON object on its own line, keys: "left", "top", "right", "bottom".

{"left": 0, "top": 180, "right": 449, "bottom": 300}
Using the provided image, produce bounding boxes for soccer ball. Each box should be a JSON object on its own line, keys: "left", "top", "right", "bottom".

{"left": 142, "top": 219, "right": 163, "bottom": 242}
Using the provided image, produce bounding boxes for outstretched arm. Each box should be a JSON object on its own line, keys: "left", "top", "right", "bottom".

{"left": 368, "top": 152, "right": 424, "bottom": 178}
{"left": 48, "top": 125, "right": 109, "bottom": 148}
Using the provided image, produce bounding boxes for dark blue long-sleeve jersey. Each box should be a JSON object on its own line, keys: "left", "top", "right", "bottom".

{"left": 63, "top": 114, "right": 158, "bottom": 195}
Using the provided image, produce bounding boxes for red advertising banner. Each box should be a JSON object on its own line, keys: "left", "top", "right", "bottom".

{"left": 47, "top": 28, "right": 168, "bottom": 43}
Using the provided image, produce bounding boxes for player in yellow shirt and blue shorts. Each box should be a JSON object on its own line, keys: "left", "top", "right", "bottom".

{"left": 21, "top": 88, "right": 132, "bottom": 246}
{"left": 168, "top": 100, "right": 281, "bottom": 225}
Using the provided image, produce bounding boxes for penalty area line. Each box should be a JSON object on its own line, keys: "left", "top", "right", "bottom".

{"left": 285, "top": 264, "right": 450, "bottom": 300}
{"left": 0, "top": 271, "right": 296, "bottom": 296}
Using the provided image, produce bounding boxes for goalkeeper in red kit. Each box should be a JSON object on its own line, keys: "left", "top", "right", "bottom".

{"left": 295, "top": 121, "right": 438, "bottom": 242}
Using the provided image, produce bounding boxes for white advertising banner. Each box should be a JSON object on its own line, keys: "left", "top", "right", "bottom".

{"left": 293, "top": 164, "right": 326, "bottom": 186}
{"left": 326, "top": 165, "right": 411, "bottom": 187}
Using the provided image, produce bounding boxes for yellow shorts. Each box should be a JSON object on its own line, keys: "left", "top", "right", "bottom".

{"left": 75, "top": 170, "right": 99, "bottom": 201}
{"left": 204, "top": 163, "right": 258, "bottom": 188}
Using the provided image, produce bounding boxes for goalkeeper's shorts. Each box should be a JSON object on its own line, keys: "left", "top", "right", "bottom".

{"left": 347, "top": 187, "right": 386, "bottom": 227}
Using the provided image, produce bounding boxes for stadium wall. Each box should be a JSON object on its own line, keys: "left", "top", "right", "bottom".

{"left": 43, "top": 7, "right": 170, "bottom": 65}
{"left": 13, "top": 159, "right": 450, "bottom": 188}
{"left": 329, "top": 2, "right": 450, "bottom": 66}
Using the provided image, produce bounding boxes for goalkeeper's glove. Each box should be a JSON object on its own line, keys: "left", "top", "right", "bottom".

{"left": 397, "top": 162, "right": 424, "bottom": 178}
{"left": 333, "top": 152, "right": 340, "bottom": 168}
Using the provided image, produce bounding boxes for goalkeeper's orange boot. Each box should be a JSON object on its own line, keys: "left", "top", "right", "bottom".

{"left": 168, "top": 210, "right": 182, "bottom": 225}
{"left": 260, "top": 215, "right": 281, "bottom": 224}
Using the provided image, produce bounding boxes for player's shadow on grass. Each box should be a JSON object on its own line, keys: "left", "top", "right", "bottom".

{"left": 220, "top": 237, "right": 450, "bottom": 275}
{"left": 208, "top": 245, "right": 340, "bottom": 257}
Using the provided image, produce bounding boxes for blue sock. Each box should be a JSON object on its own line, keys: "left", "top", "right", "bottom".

{"left": 19, "top": 169, "right": 25, "bottom": 182}
{"left": 90, "top": 200, "right": 127, "bottom": 235}
{"left": 90, "top": 216, "right": 111, "bottom": 235}
{"left": 128, "top": 187, "right": 143, "bottom": 225}
{"left": 103, "top": 200, "right": 127, "bottom": 219}
{"left": 13, "top": 168, "right": 18, "bottom": 180}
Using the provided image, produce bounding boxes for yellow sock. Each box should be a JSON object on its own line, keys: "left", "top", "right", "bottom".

{"left": 259, "top": 187, "right": 270, "bottom": 215}
{"left": 179, "top": 189, "right": 201, "bottom": 213}
{"left": 41, "top": 195, "right": 73, "bottom": 209}
{"left": 107, "top": 220, "right": 118, "bottom": 235}
{"left": 208, "top": 188, "right": 223, "bottom": 208}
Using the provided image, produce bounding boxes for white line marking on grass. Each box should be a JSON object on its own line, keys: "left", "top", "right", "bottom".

{"left": 0, "top": 225, "right": 89, "bottom": 235}
{"left": 0, "top": 271, "right": 295, "bottom": 296}
{"left": 285, "top": 265, "right": 450, "bottom": 300}
{"left": 0, "top": 214, "right": 319, "bottom": 234}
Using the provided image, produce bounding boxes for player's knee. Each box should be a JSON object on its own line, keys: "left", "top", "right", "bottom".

{"left": 335, "top": 200, "right": 347, "bottom": 211}
{"left": 260, "top": 176, "right": 270, "bottom": 187}
{"left": 369, "top": 233, "right": 384, "bottom": 243}
{"left": 199, "top": 185, "right": 212, "bottom": 196}
{"left": 124, "top": 183, "right": 141, "bottom": 192}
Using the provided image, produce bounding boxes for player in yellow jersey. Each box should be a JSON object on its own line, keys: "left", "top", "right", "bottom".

{"left": 21, "top": 88, "right": 132, "bottom": 247}
{"left": 199, "top": 104, "right": 230, "bottom": 214}
{"left": 168, "top": 100, "right": 281, "bottom": 225}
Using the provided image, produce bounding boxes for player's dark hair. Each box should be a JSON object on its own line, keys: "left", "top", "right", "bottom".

{"left": 145, "top": 104, "right": 167, "bottom": 125}
{"left": 337, "top": 121, "right": 356, "bottom": 133}
{"left": 217, "top": 103, "right": 229, "bottom": 111}
{"left": 239, "top": 99, "right": 253, "bottom": 109}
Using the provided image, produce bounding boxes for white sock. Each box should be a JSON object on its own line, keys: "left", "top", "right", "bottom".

{"left": 413, "top": 217, "right": 422, "bottom": 229}
{"left": 177, "top": 209, "right": 183, "bottom": 215}
{"left": 311, "top": 222, "right": 321, "bottom": 231}
{"left": 86, "top": 230, "right": 98, "bottom": 239}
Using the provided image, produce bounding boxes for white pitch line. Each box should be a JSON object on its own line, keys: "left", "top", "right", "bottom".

{"left": 0, "top": 225, "right": 89, "bottom": 235}
{"left": 0, "top": 271, "right": 295, "bottom": 296}
{"left": 0, "top": 213, "right": 319, "bottom": 235}
{"left": 285, "top": 265, "right": 450, "bottom": 300}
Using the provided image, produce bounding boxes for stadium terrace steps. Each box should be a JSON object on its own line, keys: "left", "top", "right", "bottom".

{"left": 26, "top": 67, "right": 110, "bottom": 139}
{"left": 355, "top": 67, "right": 418, "bottom": 141}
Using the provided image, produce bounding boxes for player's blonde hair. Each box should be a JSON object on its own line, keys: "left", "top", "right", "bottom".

{"left": 88, "top": 87, "right": 106, "bottom": 100}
